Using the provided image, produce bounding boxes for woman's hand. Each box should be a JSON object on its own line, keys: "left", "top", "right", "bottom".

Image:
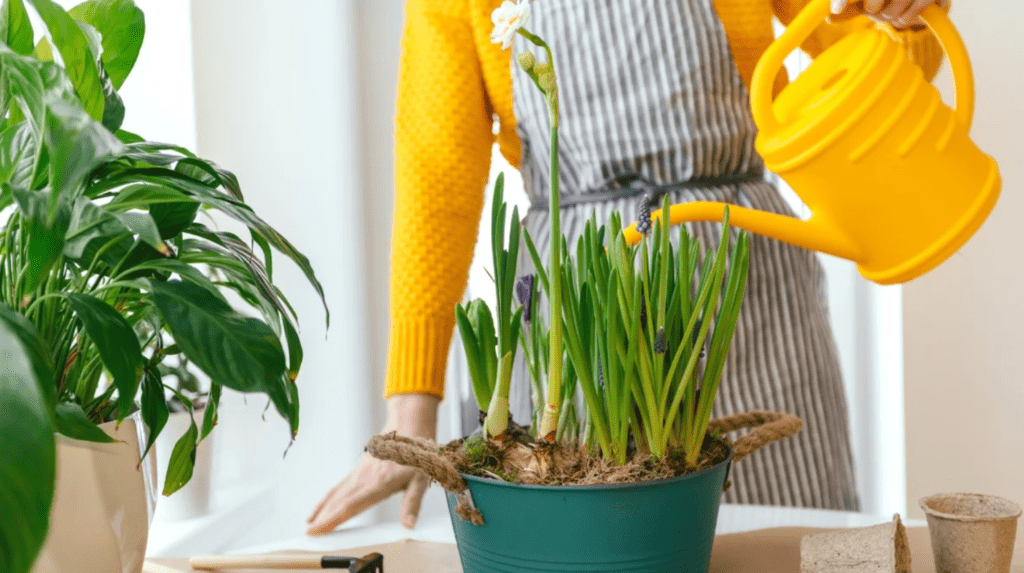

{"left": 830, "top": 0, "right": 950, "bottom": 30}
{"left": 306, "top": 393, "right": 441, "bottom": 535}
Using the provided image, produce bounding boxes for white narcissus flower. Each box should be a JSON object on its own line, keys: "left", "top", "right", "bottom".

{"left": 490, "top": 0, "right": 531, "bottom": 50}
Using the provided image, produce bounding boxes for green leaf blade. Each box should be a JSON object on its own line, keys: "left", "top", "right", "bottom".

{"left": 0, "top": 303, "right": 56, "bottom": 573}
{"left": 64, "top": 292, "right": 144, "bottom": 418}
{"left": 161, "top": 414, "right": 197, "bottom": 496}
{"left": 1, "top": 0, "right": 34, "bottom": 55}
{"left": 54, "top": 402, "right": 115, "bottom": 442}
{"left": 148, "top": 279, "right": 294, "bottom": 432}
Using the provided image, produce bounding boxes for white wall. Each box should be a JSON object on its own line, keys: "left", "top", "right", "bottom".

{"left": 903, "top": 0, "right": 1024, "bottom": 560}
{"left": 189, "top": 0, "right": 378, "bottom": 547}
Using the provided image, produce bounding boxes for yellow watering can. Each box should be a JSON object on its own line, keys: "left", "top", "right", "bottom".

{"left": 624, "top": 0, "right": 1000, "bottom": 285}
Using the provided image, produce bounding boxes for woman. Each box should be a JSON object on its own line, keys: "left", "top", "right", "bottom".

{"left": 307, "top": 0, "right": 946, "bottom": 534}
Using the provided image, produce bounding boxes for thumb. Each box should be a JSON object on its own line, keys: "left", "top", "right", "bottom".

{"left": 400, "top": 473, "right": 430, "bottom": 529}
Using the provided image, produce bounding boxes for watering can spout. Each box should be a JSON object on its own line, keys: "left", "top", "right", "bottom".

{"left": 623, "top": 202, "right": 861, "bottom": 262}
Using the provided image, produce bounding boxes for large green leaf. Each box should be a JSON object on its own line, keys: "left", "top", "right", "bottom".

{"left": 139, "top": 367, "right": 167, "bottom": 460}
{"left": 149, "top": 279, "right": 294, "bottom": 430}
{"left": 54, "top": 402, "right": 115, "bottom": 442}
{"left": 43, "top": 97, "right": 122, "bottom": 204}
{"left": 73, "top": 20, "right": 122, "bottom": 131}
{"left": 103, "top": 182, "right": 191, "bottom": 211}
{"left": 161, "top": 413, "right": 196, "bottom": 496}
{"left": 68, "top": 0, "right": 143, "bottom": 90}
{"left": 64, "top": 292, "right": 144, "bottom": 418}
{"left": 0, "top": 0, "right": 34, "bottom": 55}
{"left": 27, "top": 0, "right": 104, "bottom": 121}
{"left": 62, "top": 195, "right": 131, "bottom": 262}
{"left": 13, "top": 188, "right": 71, "bottom": 293}
{"left": 0, "top": 303, "right": 55, "bottom": 573}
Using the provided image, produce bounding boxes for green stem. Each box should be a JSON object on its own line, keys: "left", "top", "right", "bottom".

{"left": 538, "top": 125, "right": 562, "bottom": 440}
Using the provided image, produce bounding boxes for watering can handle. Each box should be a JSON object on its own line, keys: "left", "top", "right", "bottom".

{"left": 750, "top": 0, "right": 975, "bottom": 134}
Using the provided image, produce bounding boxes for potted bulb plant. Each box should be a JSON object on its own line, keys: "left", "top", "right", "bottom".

{"left": 366, "top": 3, "right": 802, "bottom": 572}
{"left": 0, "top": 2, "right": 326, "bottom": 573}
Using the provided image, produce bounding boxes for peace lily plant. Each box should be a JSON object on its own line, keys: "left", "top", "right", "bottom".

{"left": 0, "top": 2, "right": 325, "bottom": 572}
{"left": 456, "top": 1, "right": 751, "bottom": 476}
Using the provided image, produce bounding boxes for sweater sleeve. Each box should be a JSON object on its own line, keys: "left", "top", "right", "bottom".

{"left": 385, "top": 0, "right": 494, "bottom": 399}
{"left": 771, "top": 0, "right": 947, "bottom": 81}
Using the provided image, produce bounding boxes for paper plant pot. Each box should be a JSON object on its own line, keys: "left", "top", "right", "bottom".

{"left": 445, "top": 443, "right": 733, "bottom": 573}
{"left": 31, "top": 413, "right": 158, "bottom": 573}
{"left": 155, "top": 409, "right": 213, "bottom": 520}
{"left": 920, "top": 492, "right": 1022, "bottom": 573}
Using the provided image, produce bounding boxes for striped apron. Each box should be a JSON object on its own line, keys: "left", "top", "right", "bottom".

{"left": 469, "top": 0, "right": 858, "bottom": 510}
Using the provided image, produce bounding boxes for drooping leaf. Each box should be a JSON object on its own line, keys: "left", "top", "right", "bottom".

{"left": 200, "top": 382, "right": 220, "bottom": 441}
{"left": 148, "top": 280, "right": 294, "bottom": 430}
{"left": 67, "top": 0, "right": 143, "bottom": 89}
{"left": 0, "top": 0, "right": 34, "bottom": 55}
{"left": 148, "top": 198, "right": 199, "bottom": 240}
{"left": 161, "top": 414, "right": 197, "bottom": 495}
{"left": 0, "top": 303, "right": 55, "bottom": 573}
{"left": 13, "top": 188, "right": 71, "bottom": 293}
{"left": 27, "top": 0, "right": 104, "bottom": 120}
{"left": 113, "top": 127, "right": 142, "bottom": 143}
{"left": 187, "top": 225, "right": 289, "bottom": 322}
{"left": 281, "top": 315, "right": 302, "bottom": 381}
{"left": 64, "top": 292, "right": 144, "bottom": 418}
{"left": 102, "top": 182, "right": 191, "bottom": 211}
{"left": 139, "top": 366, "right": 167, "bottom": 460}
{"left": 113, "top": 211, "right": 166, "bottom": 253}
{"left": 54, "top": 402, "right": 115, "bottom": 442}
{"left": 113, "top": 170, "right": 327, "bottom": 325}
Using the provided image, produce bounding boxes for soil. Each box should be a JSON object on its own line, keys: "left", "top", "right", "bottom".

{"left": 440, "top": 432, "right": 731, "bottom": 487}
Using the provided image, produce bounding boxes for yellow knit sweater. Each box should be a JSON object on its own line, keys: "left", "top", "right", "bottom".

{"left": 385, "top": 0, "right": 945, "bottom": 398}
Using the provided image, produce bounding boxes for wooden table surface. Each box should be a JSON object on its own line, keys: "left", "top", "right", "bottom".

{"left": 146, "top": 525, "right": 1023, "bottom": 573}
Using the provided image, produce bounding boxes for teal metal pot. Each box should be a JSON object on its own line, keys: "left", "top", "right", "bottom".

{"left": 444, "top": 443, "right": 732, "bottom": 573}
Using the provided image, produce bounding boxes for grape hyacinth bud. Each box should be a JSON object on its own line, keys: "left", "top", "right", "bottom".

{"left": 639, "top": 291, "right": 648, "bottom": 331}
{"left": 636, "top": 198, "right": 652, "bottom": 236}
{"left": 654, "top": 327, "right": 667, "bottom": 354}
{"left": 596, "top": 362, "right": 605, "bottom": 388}
{"left": 515, "top": 274, "right": 535, "bottom": 322}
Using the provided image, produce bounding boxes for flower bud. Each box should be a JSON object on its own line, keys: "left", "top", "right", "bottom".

{"left": 636, "top": 199, "right": 652, "bottom": 236}
{"left": 538, "top": 69, "right": 556, "bottom": 92}
{"left": 654, "top": 327, "right": 667, "bottom": 354}
{"left": 517, "top": 51, "right": 536, "bottom": 72}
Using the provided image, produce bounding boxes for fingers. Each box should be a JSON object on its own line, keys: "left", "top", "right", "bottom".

{"left": 305, "top": 456, "right": 418, "bottom": 536}
{"left": 307, "top": 483, "right": 341, "bottom": 523}
{"left": 400, "top": 472, "right": 430, "bottom": 529}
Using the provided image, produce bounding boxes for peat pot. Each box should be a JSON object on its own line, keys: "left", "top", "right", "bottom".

{"left": 31, "top": 413, "right": 157, "bottom": 573}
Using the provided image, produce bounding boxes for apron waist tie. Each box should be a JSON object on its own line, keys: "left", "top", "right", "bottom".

{"left": 528, "top": 169, "right": 765, "bottom": 211}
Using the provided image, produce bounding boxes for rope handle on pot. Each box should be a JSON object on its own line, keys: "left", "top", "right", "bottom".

{"left": 365, "top": 432, "right": 484, "bottom": 525}
{"left": 707, "top": 410, "right": 803, "bottom": 463}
